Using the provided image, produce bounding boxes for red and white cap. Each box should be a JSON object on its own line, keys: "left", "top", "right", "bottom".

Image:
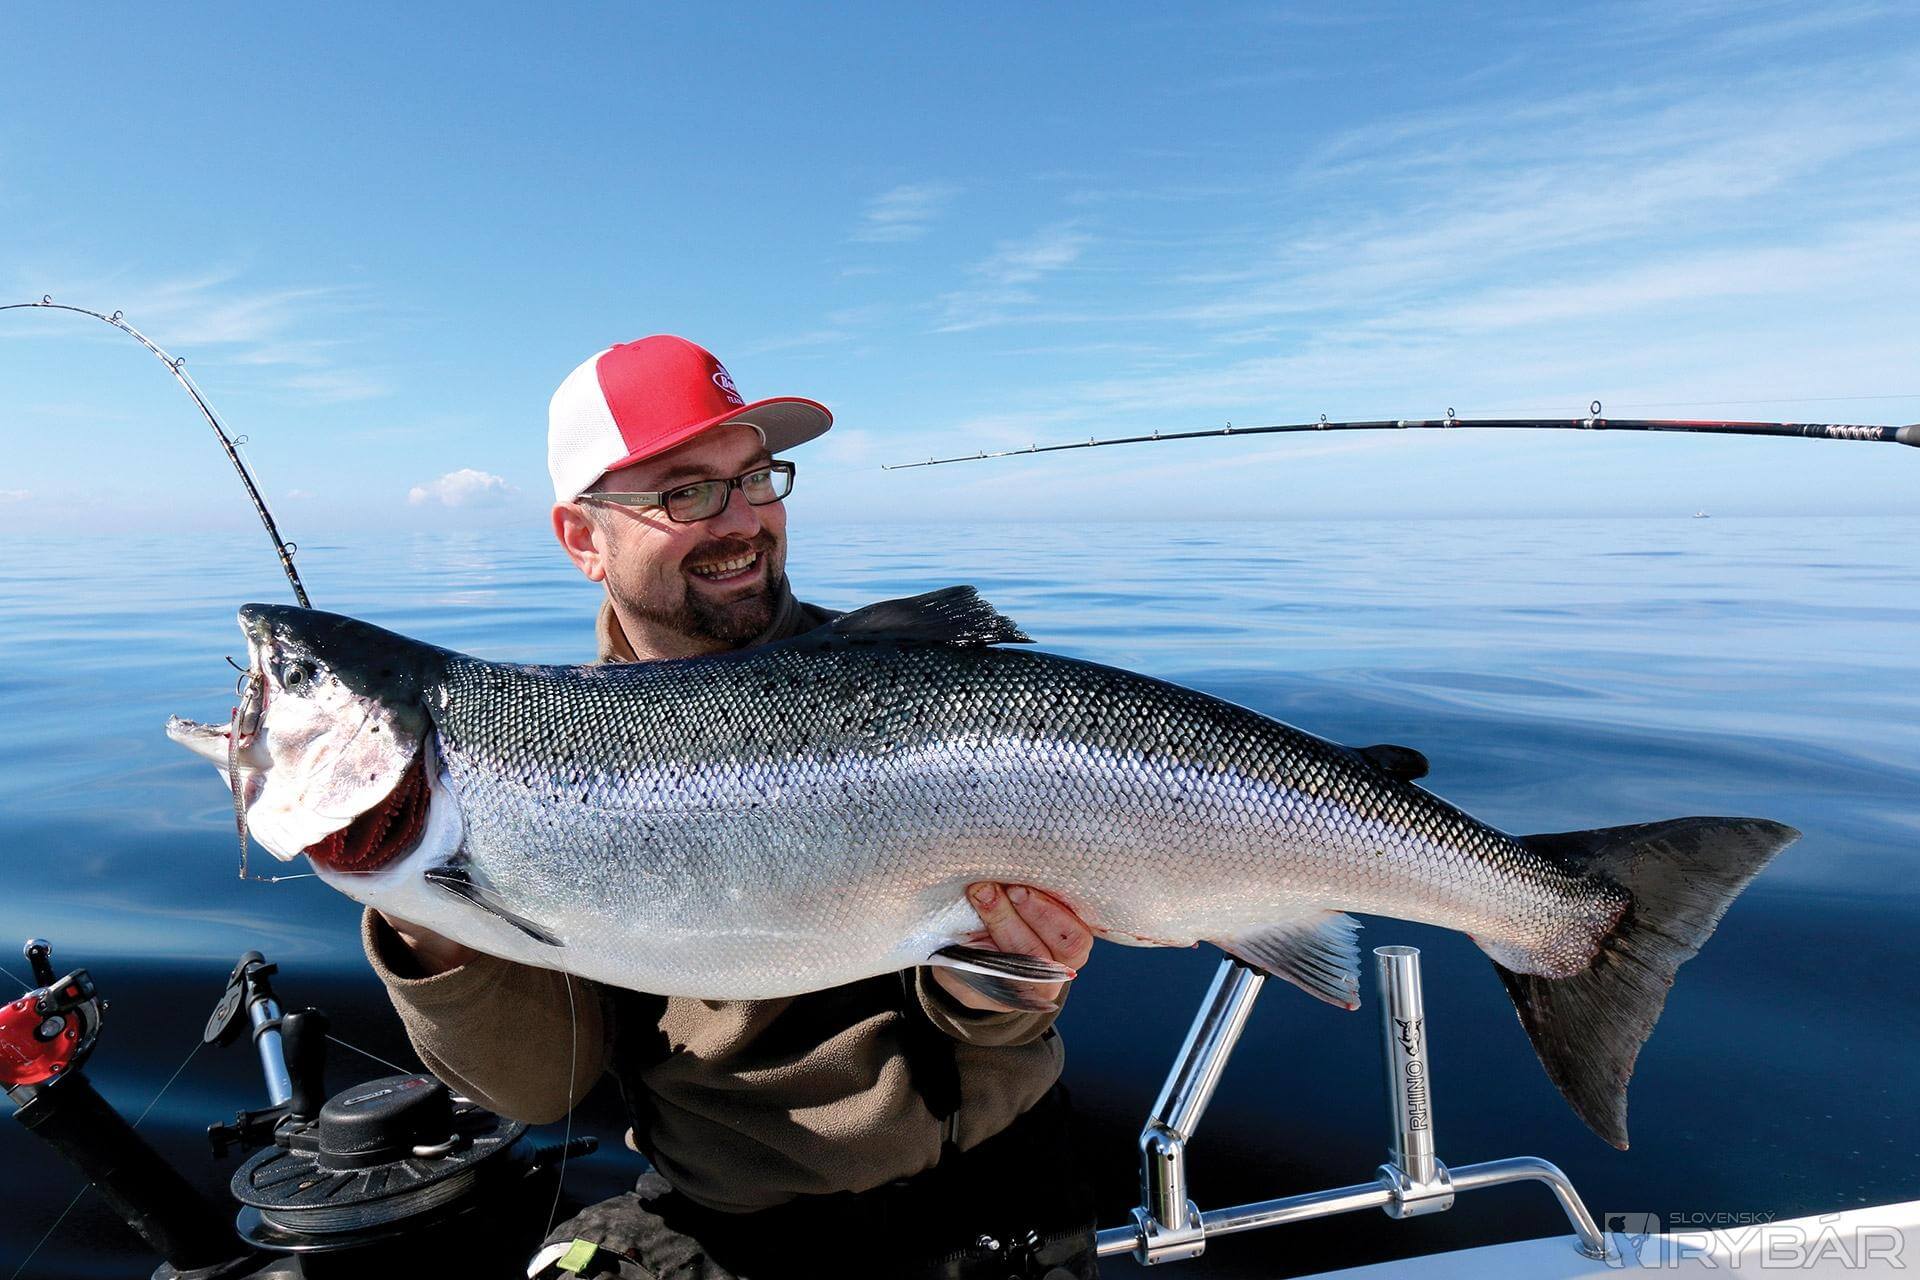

{"left": 547, "top": 335, "right": 832, "bottom": 501}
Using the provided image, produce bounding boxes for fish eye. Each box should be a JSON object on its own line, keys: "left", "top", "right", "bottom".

{"left": 281, "top": 660, "right": 315, "bottom": 690}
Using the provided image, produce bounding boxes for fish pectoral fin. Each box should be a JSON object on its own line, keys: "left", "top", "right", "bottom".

{"left": 1357, "top": 743, "right": 1429, "bottom": 782}
{"left": 1211, "top": 912, "right": 1363, "bottom": 1010}
{"left": 423, "top": 865, "right": 564, "bottom": 948}
{"left": 807, "top": 586, "right": 1031, "bottom": 649}
{"left": 928, "top": 944, "right": 1074, "bottom": 1012}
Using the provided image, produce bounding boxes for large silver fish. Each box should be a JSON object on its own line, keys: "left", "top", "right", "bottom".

{"left": 167, "top": 587, "right": 1796, "bottom": 1147}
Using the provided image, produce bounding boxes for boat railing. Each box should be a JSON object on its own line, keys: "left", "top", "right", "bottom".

{"left": 1093, "top": 945, "right": 1614, "bottom": 1266}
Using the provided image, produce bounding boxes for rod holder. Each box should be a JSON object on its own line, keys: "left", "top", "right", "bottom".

{"left": 1131, "top": 960, "right": 1265, "bottom": 1263}
{"left": 1374, "top": 945, "right": 1451, "bottom": 1216}
{"left": 1096, "top": 950, "right": 1614, "bottom": 1265}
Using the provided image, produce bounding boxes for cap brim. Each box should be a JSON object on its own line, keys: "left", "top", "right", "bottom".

{"left": 590, "top": 396, "right": 833, "bottom": 488}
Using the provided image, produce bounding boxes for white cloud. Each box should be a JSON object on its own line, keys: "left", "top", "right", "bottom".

{"left": 936, "top": 225, "right": 1095, "bottom": 332}
{"left": 973, "top": 226, "right": 1091, "bottom": 286}
{"left": 407, "top": 468, "right": 515, "bottom": 508}
{"left": 0, "top": 489, "right": 30, "bottom": 503}
{"left": 852, "top": 183, "right": 959, "bottom": 243}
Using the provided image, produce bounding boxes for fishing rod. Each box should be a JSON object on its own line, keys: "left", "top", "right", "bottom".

{"left": 1, "top": 296, "right": 311, "bottom": 606}
{"left": 883, "top": 402, "right": 1920, "bottom": 470}
{"left": 5, "top": 295, "right": 318, "bottom": 883}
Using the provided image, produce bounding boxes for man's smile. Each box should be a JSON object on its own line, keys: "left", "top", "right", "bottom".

{"left": 686, "top": 547, "right": 764, "bottom": 585}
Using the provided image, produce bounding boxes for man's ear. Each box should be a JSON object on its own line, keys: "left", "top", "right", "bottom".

{"left": 552, "top": 502, "right": 608, "bottom": 583}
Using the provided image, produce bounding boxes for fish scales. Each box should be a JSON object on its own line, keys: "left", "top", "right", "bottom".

{"left": 426, "top": 639, "right": 1609, "bottom": 999}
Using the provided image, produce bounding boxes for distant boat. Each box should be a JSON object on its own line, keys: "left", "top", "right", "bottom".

{"left": 1693, "top": 510, "right": 1710, "bottom": 519}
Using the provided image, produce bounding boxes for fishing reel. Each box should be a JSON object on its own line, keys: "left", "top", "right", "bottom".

{"left": 202, "top": 953, "right": 597, "bottom": 1259}
{"left": 0, "top": 939, "right": 104, "bottom": 1099}
{"left": 9, "top": 939, "right": 595, "bottom": 1280}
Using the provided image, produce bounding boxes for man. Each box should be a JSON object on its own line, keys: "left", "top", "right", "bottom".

{"left": 363, "top": 335, "right": 1101, "bottom": 1279}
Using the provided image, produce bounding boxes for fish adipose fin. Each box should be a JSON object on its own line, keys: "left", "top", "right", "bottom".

{"left": 1495, "top": 816, "right": 1799, "bottom": 1150}
{"left": 424, "top": 864, "right": 565, "bottom": 948}
{"left": 1357, "top": 743, "right": 1429, "bottom": 782}
{"left": 928, "top": 944, "right": 1073, "bottom": 1011}
{"left": 819, "top": 587, "right": 1032, "bottom": 649}
{"left": 1211, "top": 911, "right": 1363, "bottom": 1010}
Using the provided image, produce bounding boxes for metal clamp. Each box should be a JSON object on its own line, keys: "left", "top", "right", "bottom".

{"left": 1095, "top": 947, "right": 1614, "bottom": 1265}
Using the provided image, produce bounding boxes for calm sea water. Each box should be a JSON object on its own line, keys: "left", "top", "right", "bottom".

{"left": 3, "top": 518, "right": 1916, "bottom": 1277}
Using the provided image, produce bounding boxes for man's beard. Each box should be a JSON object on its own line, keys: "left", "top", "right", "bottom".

{"left": 609, "top": 536, "right": 787, "bottom": 647}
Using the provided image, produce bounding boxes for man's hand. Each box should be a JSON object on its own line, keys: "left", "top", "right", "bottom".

{"left": 932, "top": 883, "right": 1095, "bottom": 1013}
{"left": 377, "top": 911, "right": 478, "bottom": 977}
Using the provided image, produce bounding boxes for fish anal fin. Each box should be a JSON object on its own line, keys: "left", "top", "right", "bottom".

{"left": 813, "top": 587, "right": 1031, "bottom": 649}
{"left": 928, "top": 943, "right": 1072, "bottom": 1011}
{"left": 1211, "top": 912, "right": 1363, "bottom": 1010}
{"left": 424, "top": 864, "right": 564, "bottom": 948}
{"left": 1358, "top": 743, "right": 1429, "bottom": 782}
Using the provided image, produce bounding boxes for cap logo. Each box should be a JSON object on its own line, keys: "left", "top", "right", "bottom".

{"left": 711, "top": 365, "right": 744, "bottom": 406}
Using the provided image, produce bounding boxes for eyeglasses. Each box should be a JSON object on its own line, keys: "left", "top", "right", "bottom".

{"left": 578, "top": 460, "right": 795, "bottom": 523}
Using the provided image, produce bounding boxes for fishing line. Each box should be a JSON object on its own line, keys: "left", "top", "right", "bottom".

{"left": 9, "top": 1184, "right": 90, "bottom": 1280}
{"left": 325, "top": 1032, "right": 415, "bottom": 1077}
{"left": 543, "top": 973, "right": 579, "bottom": 1242}
{"left": 8, "top": 1039, "right": 206, "bottom": 1280}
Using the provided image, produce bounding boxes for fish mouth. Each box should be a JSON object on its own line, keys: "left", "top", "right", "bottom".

{"left": 304, "top": 750, "right": 432, "bottom": 875}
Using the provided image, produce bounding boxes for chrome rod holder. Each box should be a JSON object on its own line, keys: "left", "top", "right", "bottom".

{"left": 1374, "top": 944, "right": 1452, "bottom": 1216}
{"left": 1096, "top": 948, "right": 1614, "bottom": 1265}
{"left": 1131, "top": 960, "right": 1265, "bottom": 1263}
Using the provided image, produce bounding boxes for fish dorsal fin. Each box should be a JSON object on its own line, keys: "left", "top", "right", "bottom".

{"left": 1210, "top": 911, "right": 1364, "bottom": 1010}
{"left": 1358, "top": 743, "right": 1429, "bottom": 782}
{"left": 823, "top": 586, "right": 1031, "bottom": 648}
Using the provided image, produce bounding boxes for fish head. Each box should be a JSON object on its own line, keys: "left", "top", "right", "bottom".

{"left": 167, "top": 604, "right": 440, "bottom": 871}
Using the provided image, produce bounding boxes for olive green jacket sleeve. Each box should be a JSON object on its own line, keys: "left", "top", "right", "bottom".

{"left": 361, "top": 909, "right": 607, "bottom": 1124}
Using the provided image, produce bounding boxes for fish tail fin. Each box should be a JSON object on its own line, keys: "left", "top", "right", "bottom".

{"left": 1488, "top": 816, "right": 1799, "bottom": 1149}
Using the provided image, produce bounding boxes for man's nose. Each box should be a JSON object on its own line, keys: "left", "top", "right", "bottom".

{"left": 703, "top": 483, "right": 763, "bottom": 537}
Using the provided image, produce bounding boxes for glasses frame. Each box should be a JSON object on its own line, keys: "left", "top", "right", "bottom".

{"left": 577, "top": 459, "right": 795, "bottom": 524}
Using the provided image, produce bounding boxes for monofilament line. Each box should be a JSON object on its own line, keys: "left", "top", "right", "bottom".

{"left": 9, "top": 1038, "right": 203, "bottom": 1280}
{"left": 543, "top": 973, "right": 579, "bottom": 1241}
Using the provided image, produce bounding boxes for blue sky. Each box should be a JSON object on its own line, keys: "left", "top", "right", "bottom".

{"left": 2, "top": 2, "right": 1917, "bottom": 536}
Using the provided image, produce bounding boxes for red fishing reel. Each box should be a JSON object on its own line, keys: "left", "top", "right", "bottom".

{"left": 0, "top": 939, "right": 103, "bottom": 1094}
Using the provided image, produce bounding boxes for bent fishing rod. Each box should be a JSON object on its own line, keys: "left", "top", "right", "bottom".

{"left": 6, "top": 296, "right": 318, "bottom": 882}
{"left": 884, "top": 401, "right": 1920, "bottom": 470}
{"left": 2, "top": 296, "right": 311, "bottom": 606}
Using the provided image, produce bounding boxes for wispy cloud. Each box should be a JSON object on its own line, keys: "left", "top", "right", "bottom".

{"left": 0, "top": 489, "right": 30, "bottom": 503}
{"left": 852, "top": 183, "right": 960, "bottom": 243}
{"left": 936, "top": 224, "right": 1094, "bottom": 332}
{"left": 974, "top": 226, "right": 1091, "bottom": 285}
{"left": 920, "top": 42, "right": 1920, "bottom": 438}
{"left": 9, "top": 266, "right": 388, "bottom": 404}
{"left": 408, "top": 468, "right": 516, "bottom": 507}
{"left": 283, "top": 369, "right": 389, "bottom": 403}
